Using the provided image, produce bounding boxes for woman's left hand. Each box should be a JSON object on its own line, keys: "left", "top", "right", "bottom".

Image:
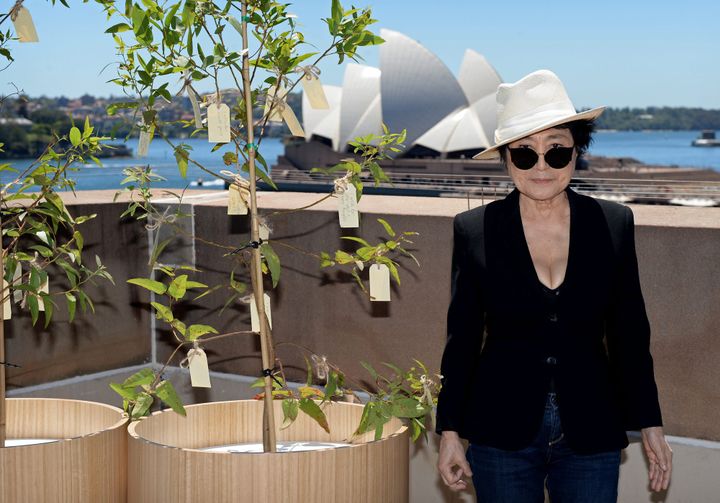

{"left": 640, "top": 426, "right": 672, "bottom": 492}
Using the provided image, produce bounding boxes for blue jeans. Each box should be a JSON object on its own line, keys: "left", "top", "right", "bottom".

{"left": 466, "top": 393, "right": 621, "bottom": 503}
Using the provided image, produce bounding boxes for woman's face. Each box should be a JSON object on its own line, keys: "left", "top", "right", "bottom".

{"left": 505, "top": 127, "right": 576, "bottom": 202}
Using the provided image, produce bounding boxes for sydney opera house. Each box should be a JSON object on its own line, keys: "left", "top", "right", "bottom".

{"left": 301, "top": 29, "right": 501, "bottom": 160}
{"left": 270, "top": 29, "right": 512, "bottom": 183}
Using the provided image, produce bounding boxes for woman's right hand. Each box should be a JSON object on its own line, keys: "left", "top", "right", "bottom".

{"left": 437, "top": 431, "right": 473, "bottom": 492}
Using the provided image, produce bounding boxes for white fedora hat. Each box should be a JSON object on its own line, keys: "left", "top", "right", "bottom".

{"left": 473, "top": 70, "right": 605, "bottom": 160}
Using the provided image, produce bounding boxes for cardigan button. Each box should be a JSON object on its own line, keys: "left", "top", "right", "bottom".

{"left": 545, "top": 356, "right": 558, "bottom": 365}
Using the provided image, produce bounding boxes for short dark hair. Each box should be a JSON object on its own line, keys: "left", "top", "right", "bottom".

{"left": 498, "top": 119, "right": 596, "bottom": 166}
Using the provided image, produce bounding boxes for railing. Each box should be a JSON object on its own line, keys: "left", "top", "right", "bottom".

{"left": 267, "top": 169, "right": 720, "bottom": 207}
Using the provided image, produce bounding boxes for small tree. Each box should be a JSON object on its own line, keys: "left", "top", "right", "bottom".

{"left": 0, "top": 1, "right": 114, "bottom": 447}
{"left": 90, "top": 0, "right": 439, "bottom": 451}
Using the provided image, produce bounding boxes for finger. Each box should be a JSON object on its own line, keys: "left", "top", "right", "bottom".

{"left": 458, "top": 458, "right": 473, "bottom": 477}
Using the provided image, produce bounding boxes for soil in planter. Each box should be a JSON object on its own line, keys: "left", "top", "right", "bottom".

{"left": 201, "top": 441, "right": 350, "bottom": 453}
{"left": 4, "top": 439, "right": 58, "bottom": 447}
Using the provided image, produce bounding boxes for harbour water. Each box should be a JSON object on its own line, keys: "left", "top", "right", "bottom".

{"left": 3, "top": 131, "right": 719, "bottom": 191}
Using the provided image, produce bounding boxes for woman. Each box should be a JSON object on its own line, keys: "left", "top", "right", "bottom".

{"left": 436, "top": 70, "right": 672, "bottom": 502}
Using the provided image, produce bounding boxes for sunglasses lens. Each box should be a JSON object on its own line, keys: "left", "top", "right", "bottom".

{"left": 544, "top": 147, "right": 574, "bottom": 169}
{"left": 509, "top": 148, "right": 538, "bottom": 170}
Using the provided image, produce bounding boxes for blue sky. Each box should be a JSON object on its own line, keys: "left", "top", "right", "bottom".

{"left": 5, "top": 0, "right": 720, "bottom": 108}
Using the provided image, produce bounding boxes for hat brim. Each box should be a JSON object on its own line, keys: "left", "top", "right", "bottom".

{"left": 472, "top": 106, "right": 606, "bottom": 160}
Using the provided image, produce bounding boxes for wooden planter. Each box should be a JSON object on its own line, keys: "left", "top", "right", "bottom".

{"left": 0, "top": 398, "right": 127, "bottom": 503}
{"left": 128, "top": 400, "right": 409, "bottom": 502}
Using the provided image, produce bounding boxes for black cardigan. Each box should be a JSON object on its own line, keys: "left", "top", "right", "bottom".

{"left": 435, "top": 188, "right": 663, "bottom": 454}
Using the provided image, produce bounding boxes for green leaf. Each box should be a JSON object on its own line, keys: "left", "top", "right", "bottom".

{"left": 377, "top": 218, "right": 395, "bottom": 237}
{"left": 65, "top": 292, "right": 77, "bottom": 323}
{"left": 73, "top": 230, "right": 84, "bottom": 251}
{"left": 167, "top": 274, "right": 188, "bottom": 300}
{"left": 69, "top": 127, "right": 81, "bottom": 147}
{"left": 281, "top": 398, "right": 299, "bottom": 429}
{"left": 298, "top": 398, "right": 330, "bottom": 434}
{"left": 42, "top": 294, "right": 54, "bottom": 328}
{"left": 227, "top": 15, "right": 244, "bottom": 36}
{"left": 360, "top": 361, "right": 378, "bottom": 381}
{"left": 123, "top": 368, "right": 156, "bottom": 387}
{"left": 150, "top": 301, "right": 173, "bottom": 322}
{"left": 323, "top": 371, "right": 339, "bottom": 403}
{"left": 186, "top": 324, "right": 218, "bottom": 341}
{"left": 334, "top": 250, "right": 355, "bottom": 264}
{"left": 130, "top": 392, "right": 153, "bottom": 419}
{"left": 260, "top": 243, "right": 281, "bottom": 288}
{"left": 391, "top": 397, "right": 425, "bottom": 418}
{"left": 127, "top": 277, "right": 167, "bottom": 295}
{"left": 27, "top": 294, "right": 39, "bottom": 326}
{"left": 174, "top": 146, "right": 188, "bottom": 178}
{"left": 155, "top": 380, "right": 186, "bottom": 416}
{"left": 106, "top": 22, "right": 131, "bottom": 33}
{"left": 110, "top": 382, "right": 138, "bottom": 401}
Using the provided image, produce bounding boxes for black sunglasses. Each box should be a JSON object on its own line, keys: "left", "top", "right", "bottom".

{"left": 508, "top": 146, "right": 575, "bottom": 170}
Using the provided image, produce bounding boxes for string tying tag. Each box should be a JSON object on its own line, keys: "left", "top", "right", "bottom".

{"left": 0, "top": 360, "right": 21, "bottom": 368}
{"left": 294, "top": 65, "right": 321, "bottom": 81}
{"left": 179, "top": 340, "right": 201, "bottom": 368}
{"left": 219, "top": 169, "right": 250, "bottom": 189}
{"left": 420, "top": 374, "right": 436, "bottom": 408}
{"left": 333, "top": 170, "right": 353, "bottom": 195}
{"left": 9, "top": 0, "right": 24, "bottom": 20}
{"left": 311, "top": 354, "right": 329, "bottom": 382}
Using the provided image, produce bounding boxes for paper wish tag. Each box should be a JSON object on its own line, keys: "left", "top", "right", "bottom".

{"left": 187, "top": 348, "right": 211, "bottom": 388}
{"left": 137, "top": 125, "right": 154, "bottom": 157}
{"left": 369, "top": 263, "right": 391, "bottom": 302}
{"left": 250, "top": 292, "right": 272, "bottom": 332}
{"left": 207, "top": 103, "right": 231, "bottom": 143}
{"left": 188, "top": 88, "right": 203, "bottom": 129}
{"left": 281, "top": 105, "right": 305, "bottom": 138}
{"left": 300, "top": 73, "right": 329, "bottom": 109}
{"left": 259, "top": 223, "right": 270, "bottom": 241}
{"left": 264, "top": 85, "right": 287, "bottom": 122}
{"left": 2, "top": 276, "right": 11, "bottom": 320}
{"left": 12, "top": 7, "right": 39, "bottom": 43}
{"left": 227, "top": 185, "right": 249, "bottom": 215}
{"left": 338, "top": 184, "right": 359, "bottom": 228}
{"left": 13, "top": 263, "right": 23, "bottom": 303}
{"left": 37, "top": 279, "right": 49, "bottom": 312}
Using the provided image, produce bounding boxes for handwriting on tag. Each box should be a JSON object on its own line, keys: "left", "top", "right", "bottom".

{"left": 208, "top": 103, "right": 231, "bottom": 143}
{"left": 369, "top": 263, "right": 391, "bottom": 302}
{"left": 228, "top": 185, "right": 249, "bottom": 215}
{"left": 12, "top": 7, "right": 39, "bottom": 43}
{"left": 250, "top": 292, "right": 272, "bottom": 332}
{"left": 338, "top": 184, "right": 359, "bottom": 228}
{"left": 301, "top": 74, "right": 329, "bottom": 109}
{"left": 188, "top": 348, "right": 211, "bottom": 388}
{"left": 2, "top": 276, "right": 11, "bottom": 320}
{"left": 137, "top": 126, "right": 154, "bottom": 157}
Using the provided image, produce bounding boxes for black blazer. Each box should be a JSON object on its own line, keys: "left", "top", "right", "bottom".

{"left": 435, "top": 187, "right": 663, "bottom": 454}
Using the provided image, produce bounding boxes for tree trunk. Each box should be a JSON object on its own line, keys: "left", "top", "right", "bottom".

{"left": 240, "top": 0, "right": 277, "bottom": 453}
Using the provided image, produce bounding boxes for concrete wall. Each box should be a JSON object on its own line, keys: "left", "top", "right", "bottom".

{"left": 6, "top": 189, "right": 720, "bottom": 501}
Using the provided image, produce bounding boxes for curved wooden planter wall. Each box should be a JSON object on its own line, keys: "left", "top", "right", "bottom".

{"left": 0, "top": 398, "right": 128, "bottom": 503}
{"left": 128, "top": 399, "right": 410, "bottom": 502}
